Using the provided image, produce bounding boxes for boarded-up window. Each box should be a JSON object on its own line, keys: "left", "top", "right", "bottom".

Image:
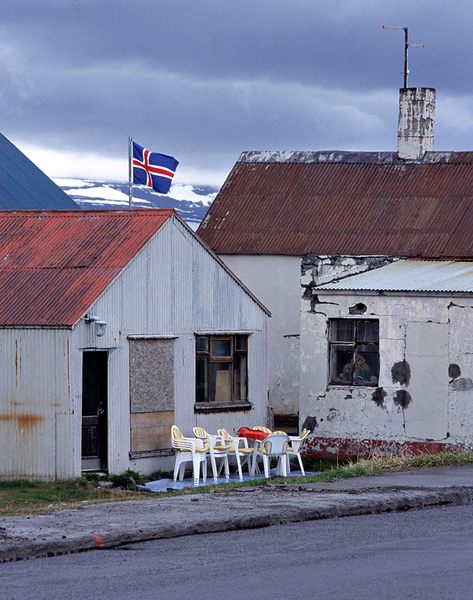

{"left": 129, "top": 339, "right": 175, "bottom": 452}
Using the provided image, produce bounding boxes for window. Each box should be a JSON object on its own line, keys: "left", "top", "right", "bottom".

{"left": 328, "top": 319, "right": 379, "bottom": 386}
{"left": 129, "top": 338, "right": 175, "bottom": 455}
{"left": 196, "top": 335, "right": 248, "bottom": 404}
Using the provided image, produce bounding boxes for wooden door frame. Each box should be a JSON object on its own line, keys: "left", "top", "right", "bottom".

{"left": 81, "top": 350, "right": 109, "bottom": 472}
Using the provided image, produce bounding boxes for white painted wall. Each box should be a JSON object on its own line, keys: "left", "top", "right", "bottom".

{"left": 219, "top": 255, "right": 301, "bottom": 417}
{"left": 300, "top": 287, "right": 473, "bottom": 451}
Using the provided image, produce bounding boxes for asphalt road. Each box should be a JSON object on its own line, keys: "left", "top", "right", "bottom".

{"left": 3, "top": 505, "right": 473, "bottom": 600}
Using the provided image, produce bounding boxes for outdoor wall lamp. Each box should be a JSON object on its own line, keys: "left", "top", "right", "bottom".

{"left": 84, "top": 314, "right": 107, "bottom": 337}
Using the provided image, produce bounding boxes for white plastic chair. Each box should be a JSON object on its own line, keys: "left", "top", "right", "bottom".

{"left": 286, "top": 428, "right": 310, "bottom": 476}
{"left": 217, "top": 428, "right": 253, "bottom": 481}
{"left": 251, "top": 433, "right": 290, "bottom": 479}
{"left": 193, "top": 426, "right": 230, "bottom": 482}
{"left": 171, "top": 425, "right": 208, "bottom": 486}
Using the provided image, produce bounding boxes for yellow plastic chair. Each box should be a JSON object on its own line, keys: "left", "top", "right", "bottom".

{"left": 171, "top": 425, "right": 208, "bottom": 486}
{"left": 193, "top": 426, "right": 230, "bottom": 482}
{"left": 217, "top": 428, "right": 253, "bottom": 481}
{"left": 252, "top": 426, "right": 272, "bottom": 434}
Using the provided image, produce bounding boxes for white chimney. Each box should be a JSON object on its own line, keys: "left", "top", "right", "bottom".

{"left": 397, "top": 87, "right": 436, "bottom": 160}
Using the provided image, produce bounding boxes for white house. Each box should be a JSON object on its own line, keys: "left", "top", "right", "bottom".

{"left": 0, "top": 209, "right": 269, "bottom": 480}
{"left": 198, "top": 87, "right": 473, "bottom": 455}
{"left": 301, "top": 259, "right": 473, "bottom": 457}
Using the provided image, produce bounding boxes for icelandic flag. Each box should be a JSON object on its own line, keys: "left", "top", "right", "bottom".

{"left": 132, "top": 141, "right": 179, "bottom": 194}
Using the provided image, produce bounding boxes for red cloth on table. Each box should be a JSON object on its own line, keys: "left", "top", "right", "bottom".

{"left": 237, "top": 427, "right": 268, "bottom": 441}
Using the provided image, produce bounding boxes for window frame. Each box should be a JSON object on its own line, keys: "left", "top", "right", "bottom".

{"left": 328, "top": 318, "right": 380, "bottom": 387}
{"left": 195, "top": 334, "right": 250, "bottom": 411}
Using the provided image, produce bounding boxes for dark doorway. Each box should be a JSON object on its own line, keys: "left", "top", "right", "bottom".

{"left": 81, "top": 351, "right": 108, "bottom": 471}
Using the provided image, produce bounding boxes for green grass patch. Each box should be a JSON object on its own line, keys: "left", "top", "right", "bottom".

{"left": 0, "top": 479, "right": 143, "bottom": 516}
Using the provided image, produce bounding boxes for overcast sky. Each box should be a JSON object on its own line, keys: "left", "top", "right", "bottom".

{"left": 2, "top": 0, "right": 473, "bottom": 186}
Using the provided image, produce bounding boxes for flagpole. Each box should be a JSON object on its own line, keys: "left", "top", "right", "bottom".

{"left": 128, "top": 136, "right": 133, "bottom": 209}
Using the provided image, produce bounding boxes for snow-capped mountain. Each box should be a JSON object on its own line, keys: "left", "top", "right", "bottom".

{"left": 54, "top": 178, "right": 218, "bottom": 229}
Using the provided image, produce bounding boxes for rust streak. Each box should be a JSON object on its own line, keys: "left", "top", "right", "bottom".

{"left": 0, "top": 412, "right": 45, "bottom": 430}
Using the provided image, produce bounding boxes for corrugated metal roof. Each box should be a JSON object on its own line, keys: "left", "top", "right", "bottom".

{"left": 0, "top": 133, "right": 78, "bottom": 210}
{"left": 316, "top": 259, "right": 473, "bottom": 293}
{"left": 198, "top": 150, "right": 473, "bottom": 258}
{"left": 0, "top": 210, "right": 174, "bottom": 326}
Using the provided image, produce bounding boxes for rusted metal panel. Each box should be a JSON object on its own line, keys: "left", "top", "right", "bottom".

{"left": 0, "top": 209, "right": 174, "bottom": 326}
{"left": 198, "top": 151, "right": 473, "bottom": 258}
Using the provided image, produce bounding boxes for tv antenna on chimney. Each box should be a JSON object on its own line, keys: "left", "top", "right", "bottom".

{"left": 381, "top": 25, "right": 425, "bottom": 88}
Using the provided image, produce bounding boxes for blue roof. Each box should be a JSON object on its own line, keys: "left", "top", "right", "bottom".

{"left": 0, "top": 133, "right": 78, "bottom": 210}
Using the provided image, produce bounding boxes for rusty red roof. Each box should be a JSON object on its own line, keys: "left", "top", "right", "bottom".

{"left": 0, "top": 209, "right": 174, "bottom": 326}
{"left": 198, "top": 150, "right": 473, "bottom": 258}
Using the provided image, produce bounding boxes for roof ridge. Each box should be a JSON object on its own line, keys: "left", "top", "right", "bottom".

{"left": 237, "top": 149, "right": 473, "bottom": 166}
{"left": 0, "top": 208, "right": 176, "bottom": 217}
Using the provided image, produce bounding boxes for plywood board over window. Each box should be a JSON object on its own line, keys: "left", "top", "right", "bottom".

{"left": 129, "top": 339, "right": 175, "bottom": 453}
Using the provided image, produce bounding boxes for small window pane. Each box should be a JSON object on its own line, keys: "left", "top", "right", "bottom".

{"left": 195, "top": 357, "right": 208, "bottom": 403}
{"left": 234, "top": 354, "right": 247, "bottom": 401}
{"left": 211, "top": 339, "right": 232, "bottom": 358}
{"left": 196, "top": 336, "right": 209, "bottom": 353}
{"left": 330, "top": 345, "right": 354, "bottom": 384}
{"left": 210, "top": 363, "right": 231, "bottom": 402}
{"left": 355, "top": 348, "right": 379, "bottom": 385}
{"left": 235, "top": 335, "right": 247, "bottom": 352}
{"left": 330, "top": 320, "right": 355, "bottom": 342}
{"left": 357, "top": 321, "right": 379, "bottom": 343}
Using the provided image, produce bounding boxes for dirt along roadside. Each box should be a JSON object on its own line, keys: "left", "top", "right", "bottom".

{"left": 2, "top": 465, "right": 473, "bottom": 563}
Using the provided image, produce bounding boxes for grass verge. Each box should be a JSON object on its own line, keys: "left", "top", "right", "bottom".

{"left": 295, "top": 450, "right": 473, "bottom": 484}
{"left": 0, "top": 479, "right": 144, "bottom": 516}
{"left": 2, "top": 451, "right": 473, "bottom": 514}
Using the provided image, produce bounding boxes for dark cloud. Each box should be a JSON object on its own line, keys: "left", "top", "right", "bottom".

{"left": 1, "top": 0, "right": 473, "bottom": 181}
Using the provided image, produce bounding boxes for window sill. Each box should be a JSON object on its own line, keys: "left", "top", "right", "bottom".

{"left": 328, "top": 383, "right": 379, "bottom": 389}
{"left": 194, "top": 402, "right": 253, "bottom": 414}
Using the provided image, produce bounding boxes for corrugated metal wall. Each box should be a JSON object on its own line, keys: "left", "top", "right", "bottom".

{"left": 0, "top": 328, "right": 74, "bottom": 479}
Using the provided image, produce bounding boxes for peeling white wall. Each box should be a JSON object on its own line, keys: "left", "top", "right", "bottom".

{"left": 300, "top": 256, "right": 473, "bottom": 451}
